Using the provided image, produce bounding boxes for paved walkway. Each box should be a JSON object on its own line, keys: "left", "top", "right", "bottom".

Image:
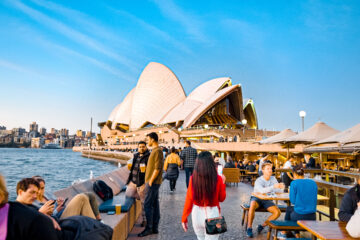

{"left": 128, "top": 171, "right": 278, "bottom": 240}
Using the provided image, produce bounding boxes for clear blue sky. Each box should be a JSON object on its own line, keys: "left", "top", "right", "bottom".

{"left": 1, "top": 0, "right": 359, "bottom": 134}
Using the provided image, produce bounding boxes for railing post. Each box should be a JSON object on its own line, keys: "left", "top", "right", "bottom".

{"left": 329, "top": 189, "right": 336, "bottom": 221}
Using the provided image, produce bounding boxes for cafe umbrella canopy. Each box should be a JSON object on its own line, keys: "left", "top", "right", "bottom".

{"left": 259, "top": 128, "right": 297, "bottom": 159}
{"left": 305, "top": 123, "right": 360, "bottom": 153}
{"left": 284, "top": 122, "right": 340, "bottom": 145}
{"left": 259, "top": 128, "right": 297, "bottom": 144}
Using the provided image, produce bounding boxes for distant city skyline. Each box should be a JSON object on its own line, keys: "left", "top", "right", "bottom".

{"left": 1, "top": 0, "right": 360, "bottom": 134}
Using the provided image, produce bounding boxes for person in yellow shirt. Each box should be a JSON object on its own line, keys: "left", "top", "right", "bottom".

{"left": 164, "top": 147, "right": 181, "bottom": 192}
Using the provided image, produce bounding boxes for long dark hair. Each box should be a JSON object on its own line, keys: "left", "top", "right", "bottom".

{"left": 192, "top": 151, "right": 218, "bottom": 203}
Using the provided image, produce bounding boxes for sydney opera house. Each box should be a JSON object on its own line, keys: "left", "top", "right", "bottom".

{"left": 98, "top": 62, "right": 263, "bottom": 147}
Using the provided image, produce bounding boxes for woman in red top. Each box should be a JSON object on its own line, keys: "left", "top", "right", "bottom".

{"left": 181, "top": 151, "right": 226, "bottom": 240}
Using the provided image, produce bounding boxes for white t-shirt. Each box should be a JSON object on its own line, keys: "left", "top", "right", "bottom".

{"left": 282, "top": 160, "right": 292, "bottom": 176}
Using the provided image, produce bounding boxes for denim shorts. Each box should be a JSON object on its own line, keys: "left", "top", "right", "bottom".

{"left": 250, "top": 196, "right": 275, "bottom": 209}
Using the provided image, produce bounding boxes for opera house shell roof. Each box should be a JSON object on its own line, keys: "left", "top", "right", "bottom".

{"left": 106, "top": 62, "right": 257, "bottom": 131}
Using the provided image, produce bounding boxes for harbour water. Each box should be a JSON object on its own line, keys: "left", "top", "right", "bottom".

{"left": 0, "top": 148, "right": 117, "bottom": 200}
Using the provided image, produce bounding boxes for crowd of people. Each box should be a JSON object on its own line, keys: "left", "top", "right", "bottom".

{"left": 1, "top": 136, "right": 360, "bottom": 239}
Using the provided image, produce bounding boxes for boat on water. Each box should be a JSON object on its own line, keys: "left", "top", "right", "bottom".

{"left": 42, "top": 143, "right": 63, "bottom": 149}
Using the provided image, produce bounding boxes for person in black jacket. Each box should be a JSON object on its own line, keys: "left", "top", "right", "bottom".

{"left": 0, "top": 175, "right": 61, "bottom": 240}
{"left": 338, "top": 179, "right": 360, "bottom": 222}
{"left": 125, "top": 141, "right": 150, "bottom": 226}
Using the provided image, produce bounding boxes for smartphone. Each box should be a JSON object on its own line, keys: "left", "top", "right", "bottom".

{"left": 107, "top": 211, "right": 115, "bottom": 215}
{"left": 62, "top": 197, "right": 69, "bottom": 206}
{"left": 50, "top": 200, "right": 56, "bottom": 206}
{"left": 217, "top": 165, "right": 223, "bottom": 175}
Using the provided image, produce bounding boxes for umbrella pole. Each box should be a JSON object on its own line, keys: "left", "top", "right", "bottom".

{"left": 287, "top": 144, "right": 290, "bottom": 159}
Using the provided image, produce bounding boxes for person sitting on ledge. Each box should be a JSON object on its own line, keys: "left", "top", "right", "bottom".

{"left": 0, "top": 175, "right": 61, "bottom": 240}
{"left": 339, "top": 178, "right": 360, "bottom": 222}
{"left": 16, "top": 177, "right": 101, "bottom": 222}
{"left": 246, "top": 162, "right": 284, "bottom": 238}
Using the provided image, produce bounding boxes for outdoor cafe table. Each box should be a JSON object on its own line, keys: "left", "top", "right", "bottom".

{"left": 297, "top": 220, "right": 356, "bottom": 240}
{"left": 245, "top": 171, "right": 258, "bottom": 185}
{"left": 252, "top": 192, "right": 329, "bottom": 206}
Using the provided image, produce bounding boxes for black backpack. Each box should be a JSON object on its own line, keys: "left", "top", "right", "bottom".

{"left": 60, "top": 215, "right": 113, "bottom": 240}
{"left": 93, "top": 180, "right": 113, "bottom": 201}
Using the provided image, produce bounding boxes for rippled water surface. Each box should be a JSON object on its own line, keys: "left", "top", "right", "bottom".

{"left": 0, "top": 148, "right": 117, "bottom": 200}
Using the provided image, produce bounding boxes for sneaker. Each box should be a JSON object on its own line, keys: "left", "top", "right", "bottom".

{"left": 257, "top": 224, "right": 264, "bottom": 234}
{"left": 246, "top": 228, "right": 254, "bottom": 238}
{"left": 276, "top": 232, "right": 287, "bottom": 240}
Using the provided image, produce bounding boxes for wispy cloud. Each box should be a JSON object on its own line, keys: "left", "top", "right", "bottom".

{"left": 8, "top": 0, "right": 139, "bottom": 72}
{"left": 41, "top": 40, "right": 135, "bottom": 82}
{"left": 30, "top": 0, "right": 130, "bottom": 47}
{"left": 0, "top": 58, "right": 67, "bottom": 86}
{"left": 112, "top": 8, "right": 192, "bottom": 55}
{"left": 151, "top": 0, "right": 209, "bottom": 44}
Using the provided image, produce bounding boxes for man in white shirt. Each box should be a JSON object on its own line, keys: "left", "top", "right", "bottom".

{"left": 247, "top": 163, "right": 284, "bottom": 238}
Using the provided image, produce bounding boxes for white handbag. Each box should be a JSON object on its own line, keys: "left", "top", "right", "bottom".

{"left": 346, "top": 209, "right": 360, "bottom": 238}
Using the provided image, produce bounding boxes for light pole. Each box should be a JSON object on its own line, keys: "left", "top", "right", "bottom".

{"left": 299, "top": 110, "right": 306, "bottom": 132}
{"left": 242, "top": 119, "right": 247, "bottom": 135}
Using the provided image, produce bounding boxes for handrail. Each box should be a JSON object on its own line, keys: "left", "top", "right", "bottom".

{"left": 275, "top": 169, "right": 360, "bottom": 180}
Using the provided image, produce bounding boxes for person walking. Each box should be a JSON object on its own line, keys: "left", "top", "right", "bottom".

{"left": 138, "top": 132, "right": 164, "bottom": 237}
{"left": 180, "top": 141, "right": 198, "bottom": 188}
{"left": 125, "top": 141, "right": 150, "bottom": 226}
{"left": 164, "top": 147, "right": 181, "bottom": 192}
{"left": 182, "top": 151, "right": 226, "bottom": 240}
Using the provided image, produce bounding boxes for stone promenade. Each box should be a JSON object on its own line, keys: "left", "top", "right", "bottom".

{"left": 128, "top": 171, "right": 279, "bottom": 240}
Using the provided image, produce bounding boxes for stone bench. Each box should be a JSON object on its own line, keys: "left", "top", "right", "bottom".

{"left": 54, "top": 167, "right": 141, "bottom": 240}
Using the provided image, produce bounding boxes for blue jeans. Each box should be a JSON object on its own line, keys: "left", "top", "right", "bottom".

{"left": 185, "top": 167, "right": 193, "bottom": 188}
{"left": 144, "top": 183, "right": 161, "bottom": 230}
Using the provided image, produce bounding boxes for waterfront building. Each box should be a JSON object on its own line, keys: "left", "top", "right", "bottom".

{"left": 29, "top": 121, "right": 38, "bottom": 133}
{"left": 0, "top": 126, "right": 6, "bottom": 130}
{"left": 60, "top": 128, "right": 69, "bottom": 137}
{"left": 39, "top": 127, "right": 46, "bottom": 135}
{"left": 51, "top": 128, "right": 57, "bottom": 134}
{"left": 76, "top": 130, "right": 85, "bottom": 138}
{"left": 12, "top": 127, "right": 26, "bottom": 137}
{"left": 31, "top": 137, "right": 42, "bottom": 148}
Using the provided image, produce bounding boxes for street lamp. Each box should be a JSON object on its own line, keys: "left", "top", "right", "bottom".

{"left": 242, "top": 119, "right": 247, "bottom": 134}
{"left": 299, "top": 110, "right": 306, "bottom": 132}
{"left": 204, "top": 124, "right": 209, "bottom": 129}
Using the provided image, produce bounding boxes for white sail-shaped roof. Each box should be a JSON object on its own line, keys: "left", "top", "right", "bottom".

{"left": 160, "top": 77, "right": 232, "bottom": 124}
{"left": 129, "top": 62, "right": 186, "bottom": 130}
{"left": 110, "top": 88, "right": 135, "bottom": 128}
{"left": 182, "top": 84, "right": 242, "bottom": 128}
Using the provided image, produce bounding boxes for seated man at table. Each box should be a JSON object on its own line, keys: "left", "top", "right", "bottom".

{"left": 246, "top": 162, "right": 284, "bottom": 238}
{"left": 338, "top": 178, "right": 360, "bottom": 222}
